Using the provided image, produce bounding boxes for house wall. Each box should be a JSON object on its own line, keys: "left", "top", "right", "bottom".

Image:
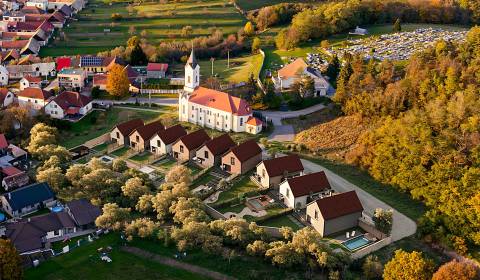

{"left": 17, "top": 96, "right": 47, "bottom": 110}
{"left": 256, "top": 164, "right": 303, "bottom": 188}
{"left": 240, "top": 153, "right": 262, "bottom": 175}
{"left": 171, "top": 140, "right": 191, "bottom": 163}
{"left": 306, "top": 203, "right": 325, "bottom": 236}
{"left": 44, "top": 100, "right": 65, "bottom": 119}
{"left": 246, "top": 123, "right": 261, "bottom": 134}
{"left": 129, "top": 130, "right": 147, "bottom": 151}
{"left": 323, "top": 212, "right": 362, "bottom": 236}
{"left": 149, "top": 135, "right": 169, "bottom": 156}
{"left": 0, "top": 68, "right": 8, "bottom": 86}
{"left": 222, "top": 152, "right": 261, "bottom": 175}
{"left": 79, "top": 102, "right": 92, "bottom": 115}
{"left": 147, "top": 70, "right": 165, "bottom": 79}
{"left": 110, "top": 127, "right": 126, "bottom": 146}
{"left": 195, "top": 145, "right": 215, "bottom": 168}
{"left": 279, "top": 182, "right": 308, "bottom": 209}
{"left": 2, "top": 92, "right": 14, "bottom": 107}
{"left": 1, "top": 196, "right": 56, "bottom": 217}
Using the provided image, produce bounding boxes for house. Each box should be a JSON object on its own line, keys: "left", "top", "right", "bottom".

{"left": 306, "top": 191, "right": 364, "bottom": 237}
{"left": 146, "top": 62, "right": 168, "bottom": 79}
{"left": 171, "top": 129, "right": 210, "bottom": 163}
{"left": 0, "top": 65, "right": 8, "bottom": 85}
{"left": 65, "top": 198, "right": 101, "bottom": 230}
{"left": 178, "top": 49, "right": 262, "bottom": 134}
{"left": 44, "top": 91, "right": 93, "bottom": 121}
{"left": 79, "top": 56, "right": 125, "bottom": 75}
{"left": 128, "top": 121, "right": 164, "bottom": 152}
{"left": 350, "top": 26, "right": 368, "bottom": 36}
{"left": 195, "top": 134, "right": 236, "bottom": 168}
{"left": 25, "top": 0, "right": 48, "bottom": 11}
{"left": 58, "top": 68, "right": 86, "bottom": 90}
{"left": 255, "top": 154, "right": 304, "bottom": 188}
{"left": 272, "top": 58, "right": 332, "bottom": 96}
{"left": 92, "top": 65, "right": 139, "bottom": 91}
{"left": 221, "top": 140, "right": 262, "bottom": 175}
{"left": 149, "top": 124, "right": 187, "bottom": 156}
{"left": 2, "top": 170, "right": 29, "bottom": 191}
{"left": 1, "top": 182, "right": 56, "bottom": 217}
{"left": 20, "top": 75, "right": 42, "bottom": 90}
{"left": 4, "top": 211, "right": 76, "bottom": 254}
{"left": 279, "top": 171, "right": 332, "bottom": 209}
{"left": 16, "top": 87, "right": 51, "bottom": 110}
{"left": 110, "top": 118, "right": 144, "bottom": 147}
{"left": 0, "top": 88, "right": 14, "bottom": 108}
{"left": 246, "top": 116, "right": 263, "bottom": 135}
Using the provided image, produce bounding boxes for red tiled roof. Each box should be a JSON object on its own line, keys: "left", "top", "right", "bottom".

{"left": 286, "top": 171, "right": 331, "bottom": 197}
{"left": 189, "top": 87, "right": 252, "bottom": 116}
{"left": 51, "top": 91, "right": 92, "bottom": 111}
{"left": 246, "top": 116, "right": 262, "bottom": 126}
{"left": 228, "top": 140, "right": 262, "bottom": 162}
{"left": 0, "top": 88, "right": 11, "bottom": 105}
{"left": 93, "top": 73, "right": 107, "bottom": 86}
{"left": 115, "top": 119, "right": 144, "bottom": 137}
{"left": 23, "top": 75, "right": 42, "bottom": 83}
{"left": 278, "top": 58, "right": 308, "bottom": 79}
{"left": 2, "top": 166, "right": 22, "bottom": 176}
{"left": 147, "top": 63, "right": 168, "bottom": 72}
{"left": 132, "top": 121, "right": 164, "bottom": 141}
{"left": 25, "top": 14, "right": 49, "bottom": 22}
{"left": 262, "top": 155, "right": 303, "bottom": 177}
{"left": 56, "top": 57, "right": 71, "bottom": 71}
{"left": 0, "top": 134, "right": 8, "bottom": 149}
{"left": 177, "top": 129, "right": 210, "bottom": 150}
{"left": 156, "top": 124, "right": 187, "bottom": 145}
{"left": 204, "top": 134, "right": 236, "bottom": 156}
{"left": 15, "top": 21, "right": 42, "bottom": 31}
{"left": 314, "top": 191, "right": 363, "bottom": 220}
{"left": 17, "top": 88, "right": 51, "bottom": 100}
{"left": 0, "top": 40, "right": 29, "bottom": 50}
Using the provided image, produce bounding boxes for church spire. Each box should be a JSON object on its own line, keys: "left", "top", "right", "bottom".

{"left": 186, "top": 46, "right": 198, "bottom": 68}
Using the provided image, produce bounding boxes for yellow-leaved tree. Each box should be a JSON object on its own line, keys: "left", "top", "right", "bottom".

{"left": 106, "top": 64, "right": 130, "bottom": 98}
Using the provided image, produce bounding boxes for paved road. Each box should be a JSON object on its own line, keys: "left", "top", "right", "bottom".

{"left": 300, "top": 159, "right": 417, "bottom": 242}
{"left": 94, "top": 98, "right": 178, "bottom": 107}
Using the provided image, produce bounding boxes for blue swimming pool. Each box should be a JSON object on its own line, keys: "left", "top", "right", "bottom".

{"left": 342, "top": 235, "right": 371, "bottom": 251}
{"left": 0, "top": 213, "right": 5, "bottom": 222}
{"left": 51, "top": 206, "right": 64, "bottom": 213}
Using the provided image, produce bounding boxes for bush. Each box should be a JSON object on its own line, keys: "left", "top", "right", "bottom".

{"left": 111, "top": 13, "right": 122, "bottom": 21}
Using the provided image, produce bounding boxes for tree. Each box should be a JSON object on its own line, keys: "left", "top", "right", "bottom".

{"left": 136, "top": 194, "right": 154, "bottom": 214}
{"left": 432, "top": 260, "right": 479, "bottom": 280}
{"left": 169, "top": 197, "right": 209, "bottom": 225}
{"left": 383, "top": 250, "right": 434, "bottom": 280}
{"left": 363, "top": 255, "right": 383, "bottom": 279}
{"left": 28, "top": 123, "right": 58, "bottom": 155}
{"left": 124, "top": 218, "right": 159, "bottom": 240}
{"left": 36, "top": 166, "right": 66, "bottom": 192}
{"left": 106, "top": 64, "right": 130, "bottom": 97}
{"left": 128, "top": 25, "right": 136, "bottom": 36}
{"left": 246, "top": 240, "right": 269, "bottom": 257}
{"left": 244, "top": 21, "right": 255, "bottom": 36}
{"left": 91, "top": 86, "right": 101, "bottom": 99}
{"left": 122, "top": 177, "right": 150, "bottom": 199}
{"left": 0, "top": 239, "right": 22, "bottom": 280}
{"left": 171, "top": 221, "right": 222, "bottom": 254}
{"left": 251, "top": 37, "right": 261, "bottom": 54}
{"left": 393, "top": 18, "right": 402, "bottom": 32}
{"left": 130, "top": 43, "right": 148, "bottom": 65}
{"left": 165, "top": 165, "right": 192, "bottom": 185}
{"left": 112, "top": 159, "right": 128, "bottom": 172}
{"left": 373, "top": 208, "right": 393, "bottom": 235}
{"left": 320, "top": 40, "right": 330, "bottom": 49}
{"left": 181, "top": 26, "right": 193, "bottom": 38}
{"left": 95, "top": 203, "right": 131, "bottom": 231}
{"left": 325, "top": 54, "right": 341, "bottom": 83}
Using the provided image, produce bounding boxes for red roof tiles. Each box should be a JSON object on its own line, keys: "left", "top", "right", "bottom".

{"left": 229, "top": 140, "right": 262, "bottom": 162}
{"left": 156, "top": 124, "right": 187, "bottom": 145}
{"left": 314, "top": 191, "right": 363, "bottom": 220}
{"left": 286, "top": 171, "right": 331, "bottom": 197}
{"left": 115, "top": 119, "right": 144, "bottom": 137}
{"left": 51, "top": 91, "right": 92, "bottom": 111}
{"left": 177, "top": 129, "right": 211, "bottom": 150}
{"left": 189, "top": 87, "right": 252, "bottom": 116}
{"left": 0, "top": 134, "right": 8, "bottom": 149}
{"left": 204, "top": 134, "right": 236, "bottom": 156}
{"left": 147, "top": 63, "right": 168, "bottom": 72}
{"left": 17, "top": 88, "right": 51, "bottom": 100}
{"left": 132, "top": 121, "right": 164, "bottom": 141}
{"left": 262, "top": 155, "right": 303, "bottom": 177}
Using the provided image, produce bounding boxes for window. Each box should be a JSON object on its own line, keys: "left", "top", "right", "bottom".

{"left": 116, "top": 132, "right": 120, "bottom": 138}
{"left": 136, "top": 135, "right": 139, "bottom": 142}
{"left": 180, "top": 145, "right": 184, "bottom": 153}
{"left": 188, "top": 76, "right": 191, "bottom": 83}
{"left": 192, "top": 114, "right": 194, "bottom": 118}
{"left": 204, "top": 151, "right": 208, "bottom": 158}
{"left": 199, "top": 117, "right": 202, "bottom": 120}
{"left": 286, "top": 188, "right": 290, "bottom": 198}
{"left": 192, "top": 106, "right": 194, "bottom": 110}
{"left": 314, "top": 210, "right": 319, "bottom": 220}
{"left": 262, "top": 169, "right": 265, "bottom": 178}
{"left": 199, "top": 108, "right": 202, "bottom": 113}
{"left": 240, "top": 118, "right": 243, "bottom": 126}
{"left": 54, "top": 230, "right": 59, "bottom": 235}
{"left": 230, "top": 157, "right": 235, "bottom": 165}
{"left": 182, "top": 105, "right": 185, "bottom": 114}
{"left": 157, "top": 140, "right": 161, "bottom": 147}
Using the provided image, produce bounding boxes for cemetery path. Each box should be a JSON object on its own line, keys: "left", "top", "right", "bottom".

{"left": 122, "top": 246, "right": 236, "bottom": 280}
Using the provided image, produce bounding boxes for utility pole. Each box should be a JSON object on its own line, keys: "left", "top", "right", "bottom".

{"left": 210, "top": 57, "right": 215, "bottom": 76}
{"left": 227, "top": 49, "right": 230, "bottom": 69}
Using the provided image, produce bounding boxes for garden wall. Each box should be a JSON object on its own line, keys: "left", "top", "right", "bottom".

{"left": 83, "top": 133, "right": 110, "bottom": 149}
{"left": 351, "top": 237, "right": 392, "bottom": 260}
{"left": 204, "top": 204, "right": 226, "bottom": 220}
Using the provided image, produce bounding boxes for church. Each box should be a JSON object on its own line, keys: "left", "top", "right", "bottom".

{"left": 178, "top": 50, "right": 263, "bottom": 134}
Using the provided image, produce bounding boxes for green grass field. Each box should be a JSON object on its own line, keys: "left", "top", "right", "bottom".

{"left": 197, "top": 53, "right": 264, "bottom": 83}
{"left": 258, "top": 215, "right": 302, "bottom": 231}
{"left": 214, "top": 176, "right": 259, "bottom": 204}
{"left": 235, "top": 0, "right": 312, "bottom": 11}
{"left": 42, "top": 0, "right": 245, "bottom": 56}
{"left": 25, "top": 234, "right": 210, "bottom": 280}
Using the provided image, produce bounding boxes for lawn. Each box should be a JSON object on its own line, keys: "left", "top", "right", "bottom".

{"left": 236, "top": 0, "right": 312, "bottom": 11}
{"left": 92, "top": 142, "right": 109, "bottom": 152}
{"left": 215, "top": 176, "right": 259, "bottom": 204}
{"left": 42, "top": 0, "right": 245, "bottom": 56}
{"left": 130, "top": 152, "right": 154, "bottom": 163}
{"left": 25, "top": 234, "right": 209, "bottom": 280}
{"left": 190, "top": 173, "right": 215, "bottom": 189}
{"left": 257, "top": 214, "right": 303, "bottom": 231}
{"left": 153, "top": 158, "right": 178, "bottom": 170}
{"left": 110, "top": 146, "right": 130, "bottom": 157}
{"left": 59, "top": 108, "right": 163, "bottom": 149}
{"left": 196, "top": 52, "right": 264, "bottom": 83}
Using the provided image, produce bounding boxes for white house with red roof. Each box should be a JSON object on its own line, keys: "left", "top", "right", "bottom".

{"left": 0, "top": 65, "right": 8, "bottom": 86}
{"left": 178, "top": 49, "right": 262, "bottom": 134}
{"left": 19, "top": 75, "right": 41, "bottom": 90}
{"left": 16, "top": 87, "right": 51, "bottom": 110}
{"left": 44, "top": 91, "right": 92, "bottom": 120}
{"left": 147, "top": 62, "right": 168, "bottom": 79}
{"left": 0, "top": 88, "right": 14, "bottom": 108}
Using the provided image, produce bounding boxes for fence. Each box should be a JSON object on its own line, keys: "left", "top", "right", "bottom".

{"left": 139, "top": 89, "right": 182, "bottom": 94}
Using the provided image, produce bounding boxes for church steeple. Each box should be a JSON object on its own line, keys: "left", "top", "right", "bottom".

{"left": 184, "top": 47, "right": 200, "bottom": 92}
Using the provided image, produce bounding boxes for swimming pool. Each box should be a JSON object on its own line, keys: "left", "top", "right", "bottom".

{"left": 342, "top": 235, "right": 371, "bottom": 251}
{"left": 51, "top": 206, "right": 64, "bottom": 213}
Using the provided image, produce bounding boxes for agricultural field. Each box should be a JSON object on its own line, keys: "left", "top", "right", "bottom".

{"left": 41, "top": 0, "right": 245, "bottom": 56}
{"left": 236, "top": 0, "right": 313, "bottom": 11}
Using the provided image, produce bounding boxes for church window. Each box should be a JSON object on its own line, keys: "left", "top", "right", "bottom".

{"left": 188, "top": 76, "right": 191, "bottom": 83}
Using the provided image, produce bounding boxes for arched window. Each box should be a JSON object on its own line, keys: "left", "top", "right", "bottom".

{"left": 187, "top": 76, "right": 191, "bottom": 83}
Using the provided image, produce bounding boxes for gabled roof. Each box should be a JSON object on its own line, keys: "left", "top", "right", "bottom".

{"left": 246, "top": 116, "right": 262, "bottom": 126}
{"left": 17, "top": 87, "right": 51, "bottom": 100}
{"left": 147, "top": 63, "right": 168, "bottom": 72}
{"left": 3, "top": 182, "right": 55, "bottom": 211}
{"left": 66, "top": 199, "right": 101, "bottom": 226}
{"left": 50, "top": 91, "right": 92, "bottom": 111}
{"left": 58, "top": 4, "right": 72, "bottom": 16}
{"left": 2, "top": 166, "right": 22, "bottom": 176}
{"left": 55, "top": 57, "right": 71, "bottom": 71}
{"left": 155, "top": 124, "right": 187, "bottom": 145}
{"left": 204, "top": 134, "right": 236, "bottom": 156}
{"left": 228, "top": 140, "right": 262, "bottom": 162}
{"left": 115, "top": 119, "right": 144, "bottom": 137}
{"left": 261, "top": 154, "right": 303, "bottom": 177}
{"left": 131, "top": 121, "right": 164, "bottom": 141}
{"left": 313, "top": 191, "right": 363, "bottom": 220}
{"left": 0, "top": 39, "right": 29, "bottom": 50}
{"left": 23, "top": 75, "right": 42, "bottom": 83}
{"left": 0, "top": 133, "right": 8, "bottom": 149}
{"left": 286, "top": 171, "right": 331, "bottom": 197}
{"left": 278, "top": 58, "right": 308, "bottom": 79}
{"left": 0, "top": 89, "right": 11, "bottom": 105}
{"left": 177, "top": 129, "right": 210, "bottom": 150}
{"left": 189, "top": 87, "right": 252, "bottom": 116}
{"left": 2, "top": 171, "right": 30, "bottom": 190}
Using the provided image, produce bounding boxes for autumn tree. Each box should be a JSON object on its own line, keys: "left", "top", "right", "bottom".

{"left": 373, "top": 208, "right": 393, "bottom": 235}
{"left": 106, "top": 64, "right": 130, "bottom": 97}
{"left": 136, "top": 194, "right": 154, "bottom": 214}
{"left": 0, "top": 239, "right": 22, "bottom": 280}
{"left": 27, "top": 123, "right": 58, "bottom": 155}
{"left": 432, "top": 260, "right": 479, "bottom": 280}
{"left": 251, "top": 37, "right": 261, "bottom": 54}
{"left": 171, "top": 221, "right": 222, "bottom": 254}
{"left": 112, "top": 159, "right": 128, "bottom": 173}
{"left": 124, "top": 218, "right": 159, "bottom": 240}
{"left": 363, "top": 255, "right": 383, "bottom": 279}
{"left": 244, "top": 21, "right": 255, "bottom": 36}
{"left": 246, "top": 240, "right": 269, "bottom": 257}
{"left": 121, "top": 177, "right": 150, "bottom": 199}
{"left": 36, "top": 165, "right": 66, "bottom": 192}
{"left": 165, "top": 165, "right": 192, "bottom": 185}
{"left": 169, "top": 197, "right": 209, "bottom": 225}
{"left": 95, "top": 203, "right": 131, "bottom": 231}
{"left": 383, "top": 250, "right": 434, "bottom": 280}
{"left": 393, "top": 18, "right": 401, "bottom": 32}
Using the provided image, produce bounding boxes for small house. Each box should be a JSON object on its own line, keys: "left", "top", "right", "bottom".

{"left": 279, "top": 171, "right": 332, "bottom": 209}
{"left": 16, "top": 87, "right": 51, "bottom": 110}
{"left": 65, "top": 198, "right": 101, "bottom": 230}
{"left": 58, "top": 68, "right": 86, "bottom": 90}
{"left": 306, "top": 191, "right": 363, "bottom": 237}
{"left": 110, "top": 119, "right": 144, "bottom": 147}
{"left": 221, "top": 140, "right": 262, "bottom": 175}
{"left": 255, "top": 154, "right": 304, "bottom": 188}
{"left": 149, "top": 124, "right": 187, "bottom": 156}
{"left": 1, "top": 182, "right": 56, "bottom": 217}
{"left": 146, "top": 62, "right": 168, "bottom": 79}
{"left": 128, "top": 121, "right": 164, "bottom": 152}
{"left": 19, "top": 75, "right": 42, "bottom": 90}
{"left": 171, "top": 129, "right": 210, "bottom": 163}
{"left": 0, "top": 88, "right": 14, "bottom": 108}
{"left": 195, "top": 134, "right": 236, "bottom": 168}
{"left": 44, "top": 91, "right": 92, "bottom": 121}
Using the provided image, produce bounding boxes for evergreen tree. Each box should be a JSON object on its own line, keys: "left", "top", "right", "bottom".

{"left": 325, "top": 54, "right": 341, "bottom": 84}
{"left": 130, "top": 43, "right": 148, "bottom": 65}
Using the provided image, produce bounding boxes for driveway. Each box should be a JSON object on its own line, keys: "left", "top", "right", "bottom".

{"left": 300, "top": 159, "right": 417, "bottom": 241}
